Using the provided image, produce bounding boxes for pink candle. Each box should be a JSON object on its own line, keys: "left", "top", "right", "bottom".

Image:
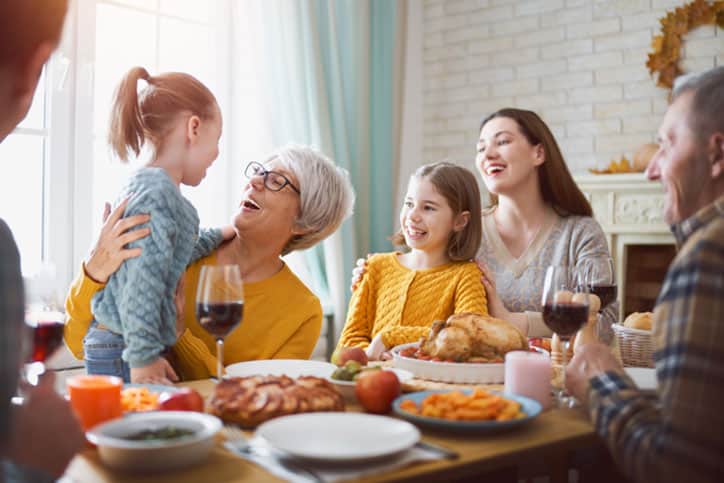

{"left": 504, "top": 350, "right": 552, "bottom": 410}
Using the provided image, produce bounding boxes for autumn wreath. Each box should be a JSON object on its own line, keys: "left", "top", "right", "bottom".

{"left": 646, "top": 0, "right": 724, "bottom": 89}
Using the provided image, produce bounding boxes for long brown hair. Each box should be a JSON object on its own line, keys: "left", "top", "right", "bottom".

{"left": 479, "top": 108, "right": 592, "bottom": 217}
{"left": 391, "top": 161, "right": 482, "bottom": 261}
{"left": 108, "top": 66, "right": 217, "bottom": 162}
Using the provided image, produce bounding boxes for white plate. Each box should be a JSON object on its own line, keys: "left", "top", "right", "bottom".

{"left": 225, "top": 359, "right": 336, "bottom": 379}
{"left": 256, "top": 413, "right": 420, "bottom": 463}
{"left": 326, "top": 367, "right": 414, "bottom": 402}
{"left": 391, "top": 343, "right": 505, "bottom": 384}
{"left": 625, "top": 367, "right": 656, "bottom": 390}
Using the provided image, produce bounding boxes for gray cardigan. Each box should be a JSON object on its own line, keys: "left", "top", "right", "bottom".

{"left": 91, "top": 167, "right": 222, "bottom": 367}
{"left": 478, "top": 206, "right": 619, "bottom": 339}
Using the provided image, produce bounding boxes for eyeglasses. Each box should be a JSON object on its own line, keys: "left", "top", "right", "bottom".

{"left": 244, "top": 161, "right": 300, "bottom": 194}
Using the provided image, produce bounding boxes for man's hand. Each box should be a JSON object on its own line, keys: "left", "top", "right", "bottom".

{"left": 566, "top": 343, "right": 625, "bottom": 401}
{"left": 85, "top": 195, "right": 150, "bottom": 283}
{"left": 7, "top": 372, "right": 85, "bottom": 477}
{"left": 130, "top": 356, "right": 179, "bottom": 385}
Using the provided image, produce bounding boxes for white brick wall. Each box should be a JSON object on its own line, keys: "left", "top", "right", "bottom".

{"left": 421, "top": 0, "right": 724, "bottom": 173}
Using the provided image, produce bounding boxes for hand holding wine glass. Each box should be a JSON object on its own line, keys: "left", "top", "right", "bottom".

{"left": 195, "top": 265, "right": 244, "bottom": 380}
{"left": 542, "top": 265, "right": 589, "bottom": 408}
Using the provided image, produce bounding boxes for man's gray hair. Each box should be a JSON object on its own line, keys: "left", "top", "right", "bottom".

{"left": 672, "top": 66, "right": 724, "bottom": 140}
{"left": 268, "top": 145, "right": 355, "bottom": 255}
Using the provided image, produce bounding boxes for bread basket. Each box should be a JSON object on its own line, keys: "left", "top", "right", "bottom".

{"left": 612, "top": 324, "right": 653, "bottom": 367}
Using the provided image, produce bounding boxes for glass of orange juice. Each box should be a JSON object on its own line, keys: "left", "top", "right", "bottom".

{"left": 67, "top": 375, "right": 123, "bottom": 431}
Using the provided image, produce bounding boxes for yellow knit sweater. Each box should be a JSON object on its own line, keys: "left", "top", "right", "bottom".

{"left": 63, "top": 253, "right": 322, "bottom": 380}
{"left": 337, "top": 252, "right": 488, "bottom": 351}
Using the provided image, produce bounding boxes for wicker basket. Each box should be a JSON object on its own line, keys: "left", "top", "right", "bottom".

{"left": 612, "top": 324, "right": 654, "bottom": 367}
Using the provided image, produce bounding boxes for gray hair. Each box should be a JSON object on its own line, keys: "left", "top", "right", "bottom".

{"left": 672, "top": 66, "right": 724, "bottom": 140}
{"left": 266, "top": 145, "right": 355, "bottom": 255}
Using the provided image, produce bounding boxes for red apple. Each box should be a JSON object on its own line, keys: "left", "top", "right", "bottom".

{"left": 355, "top": 370, "right": 401, "bottom": 414}
{"left": 332, "top": 346, "right": 368, "bottom": 367}
{"left": 158, "top": 388, "right": 205, "bottom": 412}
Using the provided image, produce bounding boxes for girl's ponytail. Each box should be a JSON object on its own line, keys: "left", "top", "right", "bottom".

{"left": 108, "top": 66, "right": 152, "bottom": 162}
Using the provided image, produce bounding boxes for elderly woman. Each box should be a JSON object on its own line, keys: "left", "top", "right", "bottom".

{"left": 64, "top": 145, "right": 355, "bottom": 381}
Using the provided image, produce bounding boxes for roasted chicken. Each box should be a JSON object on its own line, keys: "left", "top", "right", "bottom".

{"left": 419, "top": 313, "right": 528, "bottom": 361}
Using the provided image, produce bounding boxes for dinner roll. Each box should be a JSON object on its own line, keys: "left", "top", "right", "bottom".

{"left": 623, "top": 312, "right": 653, "bottom": 331}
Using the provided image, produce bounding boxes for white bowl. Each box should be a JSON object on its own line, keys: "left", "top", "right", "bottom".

{"left": 327, "top": 368, "right": 414, "bottom": 402}
{"left": 391, "top": 343, "right": 505, "bottom": 384}
{"left": 86, "top": 411, "right": 221, "bottom": 472}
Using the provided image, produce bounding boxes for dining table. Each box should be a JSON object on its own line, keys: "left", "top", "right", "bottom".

{"left": 63, "top": 376, "right": 607, "bottom": 483}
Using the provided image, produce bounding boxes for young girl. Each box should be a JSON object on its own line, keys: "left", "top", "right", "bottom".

{"left": 337, "top": 161, "right": 488, "bottom": 360}
{"left": 85, "top": 66, "right": 228, "bottom": 383}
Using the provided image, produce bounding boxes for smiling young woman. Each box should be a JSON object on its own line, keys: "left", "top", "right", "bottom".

{"left": 474, "top": 108, "right": 617, "bottom": 342}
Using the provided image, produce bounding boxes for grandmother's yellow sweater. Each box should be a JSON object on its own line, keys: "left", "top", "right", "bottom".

{"left": 337, "top": 252, "right": 488, "bottom": 350}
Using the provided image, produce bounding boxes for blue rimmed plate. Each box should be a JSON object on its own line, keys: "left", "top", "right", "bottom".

{"left": 124, "top": 383, "right": 180, "bottom": 395}
{"left": 392, "top": 390, "right": 542, "bottom": 433}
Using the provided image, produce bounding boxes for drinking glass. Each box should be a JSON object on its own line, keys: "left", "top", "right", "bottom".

{"left": 541, "top": 265, "right": 589, "bottom": 408}
{"left": 24, "top": 263, "right": 64, "bottom": 384}
{"left": 195, "top": 265, "right": 244, "bottom": 380}
{"left": 584, "top": 257, "right": 617, "bottom": 311}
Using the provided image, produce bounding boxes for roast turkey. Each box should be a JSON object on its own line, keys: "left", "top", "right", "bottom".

{"left": 419, "top": 313, "right": 528, "bottom": 361}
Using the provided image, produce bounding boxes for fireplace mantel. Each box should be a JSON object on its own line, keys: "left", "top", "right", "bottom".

{"left": 574, "top": 173, "right": 674, "bottom": 321}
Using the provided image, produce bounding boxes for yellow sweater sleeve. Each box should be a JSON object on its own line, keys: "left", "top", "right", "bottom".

{"left": 63, "top": 264, "right": 105, "bottom": 360}
{"left": 337, "top": 272, "right": 372, "bottom": 350}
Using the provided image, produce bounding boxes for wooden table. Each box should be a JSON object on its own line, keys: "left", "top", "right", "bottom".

{"left": 65, "top": 379, "right": 603, "bottom": 483}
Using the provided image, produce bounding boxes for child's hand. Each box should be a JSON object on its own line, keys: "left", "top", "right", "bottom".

{"left": 365, "top": 333, "right": 387, "bottom": 361}
{"left": 220, "top": 224, "right": 236, "bottom": 241}
{"left": 85, "top": 195, "right": 150, "bottom": 283}
{"left": 130, "top": 357, "right": 179, "bottom": 385}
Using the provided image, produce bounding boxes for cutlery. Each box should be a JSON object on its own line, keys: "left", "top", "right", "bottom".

{"left": 415, "top": 440, "right": 459, "bottom": 460}
{"left": 222, "top": 425, "right": 323, "bottom": 483}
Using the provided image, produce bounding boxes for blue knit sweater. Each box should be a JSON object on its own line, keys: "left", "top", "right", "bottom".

{"left": 91, "top": 167, "right": 223, "bottom": 367}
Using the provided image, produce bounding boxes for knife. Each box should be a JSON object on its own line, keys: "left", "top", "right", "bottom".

{"left": 415, "top": 440, "right": 459, "bottom": 460}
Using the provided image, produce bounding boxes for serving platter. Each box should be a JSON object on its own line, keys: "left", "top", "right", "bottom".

{"left": 225, "top": 359, "right": 336, "bottom": 379}
{"left": 393, "top": 390, "right": 541, "bottom": 433}
{"left": 391, "top": 343, "right": 505, "bottom": 384}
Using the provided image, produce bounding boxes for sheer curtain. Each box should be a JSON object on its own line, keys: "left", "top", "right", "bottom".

{"left": 230, "top": 0, "right": 405, "bottom": 340}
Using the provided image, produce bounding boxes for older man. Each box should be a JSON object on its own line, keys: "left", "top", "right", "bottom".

{"left": 566, "top": 66, "right": 724, "bottom": 483}
{"left": 1, "top": 1, "right": 85, "bottom": 481}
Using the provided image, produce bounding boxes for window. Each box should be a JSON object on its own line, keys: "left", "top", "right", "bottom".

{"left": 0, "top": 71, "right": 49, "bottom": 275}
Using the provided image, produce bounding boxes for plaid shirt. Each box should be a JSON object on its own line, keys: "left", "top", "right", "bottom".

{"left": 0, "top": 219, "right": 23, "bottom": 444}
{"left": 586, "top": 195, "right": 724, "bottom": 483}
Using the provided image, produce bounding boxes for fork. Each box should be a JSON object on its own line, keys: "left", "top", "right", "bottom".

{"left": 222, "top": 425, "right": 323, "bottom": 483}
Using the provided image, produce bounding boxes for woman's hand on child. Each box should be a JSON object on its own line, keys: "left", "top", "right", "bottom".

{"left": 85, "top": 195, "right": 151, "bottom": 283}
{"left": 350, "top": 255, "right": 372, "bottom": 292}
{"left": 130, "top": 356, "right": 179, "bottom": 385}
{"left": 365, "top": 333, "right": 387, "bottom": 361}
{"left": 475, "top": 257, "right": 508, "bottom": 318}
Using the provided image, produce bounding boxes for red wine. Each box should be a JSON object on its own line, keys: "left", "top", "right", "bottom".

{"left": 542, "top": 303, "right": 588, "bottom": 337}
{"left": 196, "top": 302, "right": 243, "bottom": 339}
{"left": 29, "top": 321, "right": 65, "bottom": 362}
{"left": 588, "top": 284, "right": 617, "bottom": 310}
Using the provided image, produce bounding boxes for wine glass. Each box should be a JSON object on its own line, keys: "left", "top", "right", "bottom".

{"left": 24, "top": 263, "right": 65, "bottom": 385}
{"left": 584, "top": 257, "right": 617, "bottom": 311}
{"left": 195, "top": 265, "right": 244, "bottom": 380}
{"left": 542, "top": 265, "right": 589, "bottom": 408}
